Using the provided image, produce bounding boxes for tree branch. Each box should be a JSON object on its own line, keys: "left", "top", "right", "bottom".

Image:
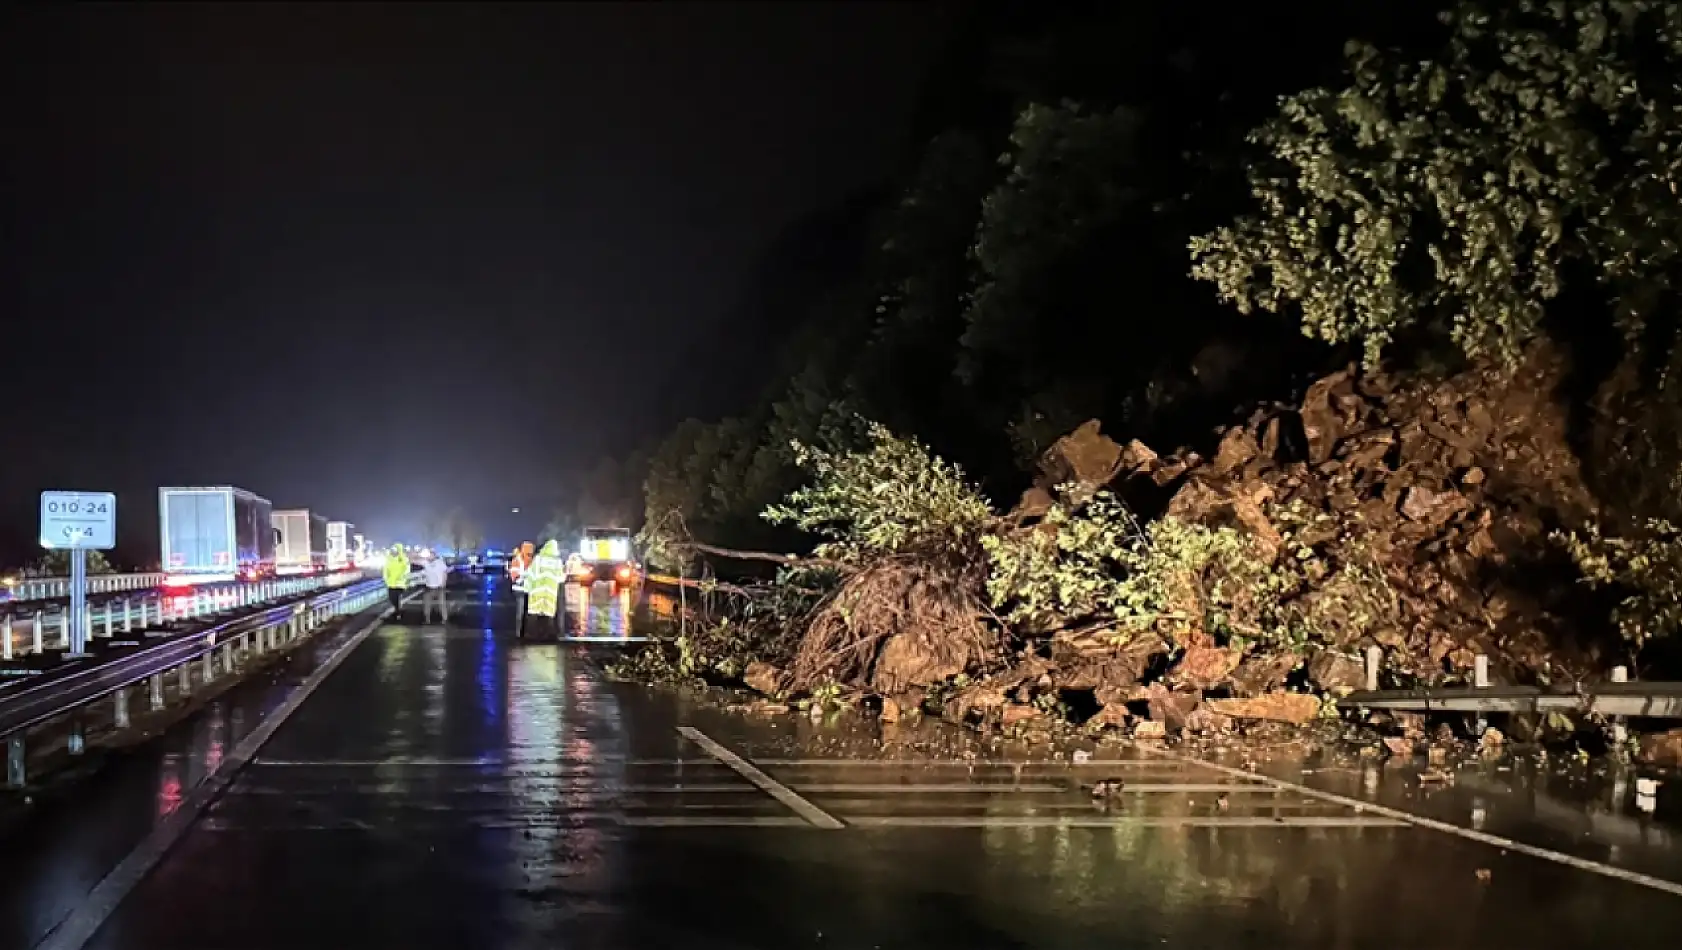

{"left": 682, "top": 541, "right": 844, "bottom": 570}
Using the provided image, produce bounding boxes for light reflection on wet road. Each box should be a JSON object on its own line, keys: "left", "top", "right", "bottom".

{"left": 2, "top": 573, "right": 1680, "bottom": 949}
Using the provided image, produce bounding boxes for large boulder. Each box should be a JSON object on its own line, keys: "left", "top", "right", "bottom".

{"left": 1105, "top": 343, "right": 1600, "bottom": 689}
{"left": 1206, "top": 692, "right": 1321, "bottom": 725}
{"left": 743, "top": 662, "right": 783, "bottom": 696}
{"left": 1036, "top": 420, "right": 1124, "bottom": 501}
{"left": 1307, "top": 651, "right": 1367, "bottom": 696}
{"left": 1639, "top": 728, "right": 1682, "bottom": 767}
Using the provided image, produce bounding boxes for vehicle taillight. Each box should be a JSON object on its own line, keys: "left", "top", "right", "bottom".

{"left": 616, "top": 566, "right": 632, "bottom": 581}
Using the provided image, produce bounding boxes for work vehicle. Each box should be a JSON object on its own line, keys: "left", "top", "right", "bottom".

{"left": 326, "top": 521, "right": 357, "bottom": 570}
{"left": 159, "top": 486, "right": 276, "bottom": 584}
{"left": 571, "top": 526, "right": 641, "bottom": 592}
{"left": 273, "top": 509, "right": 330, "bottom": 575}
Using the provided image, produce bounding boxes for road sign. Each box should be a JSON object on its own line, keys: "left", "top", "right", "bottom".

{"left": 39, "top": 491, "right": 116, "bottom": 550}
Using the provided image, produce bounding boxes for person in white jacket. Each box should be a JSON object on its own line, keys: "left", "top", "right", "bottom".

{"left": 422, "top": 555, "right": 450, "bottom": 624}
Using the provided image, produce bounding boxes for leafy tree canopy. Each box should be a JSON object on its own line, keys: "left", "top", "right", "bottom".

{"left": 1191, "top": 0, "right": 1682, "bottom": 366}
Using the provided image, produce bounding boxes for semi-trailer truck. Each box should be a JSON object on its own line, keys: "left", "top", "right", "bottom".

{"left": 273, "top": 509, "right": 329, "bottom": 575}
{"left": 159, "top": 486, "right": 276, "bottom": 583}
{"left": 326, "top": 521, "right": 356, "bottom": 570}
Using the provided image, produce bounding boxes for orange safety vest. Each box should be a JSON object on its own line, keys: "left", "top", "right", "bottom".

{"left": 508, "top": 548, "right": 533, "bottom": 583}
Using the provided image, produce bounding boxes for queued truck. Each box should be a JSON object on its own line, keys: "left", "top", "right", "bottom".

{"left": 159, "top": 486, "right": 276, "bottom": 584}
{"left": 273, "top": 509, "right": 330, "bottom": 575}
{"left": 326, "top": 520, "right": 356, "bottom": 570}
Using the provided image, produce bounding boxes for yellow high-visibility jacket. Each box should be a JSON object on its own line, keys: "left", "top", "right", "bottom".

{"left": 382, "top": 547, "right": 411, "bottom": 588}
{"left": 524, "top": 540, "right": 565, "bottom": 617}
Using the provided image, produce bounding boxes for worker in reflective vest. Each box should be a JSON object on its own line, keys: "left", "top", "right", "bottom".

{"left": 508, "top": 541, "right": 535, "bottom": 638}
{"left": 382, "top": 544, "right": 411, "bottom": 619}
{"left": 523, "top": 540, "right": 567, "bottom": 638}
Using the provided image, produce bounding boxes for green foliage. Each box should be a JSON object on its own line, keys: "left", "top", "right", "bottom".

{"left": 982, "top": 491, "right": 1260, "bottom": 642}
{"left": 1559, "top": 518, "right": 1682, "bottom": 644}
{"left": 763, "top": 420, "right": 993, "bottom": 564}
{"left": 1116, "top": 515, "right": 1264, "bottom": 642}
{"left": 982, "top": 493, "right": 1398, "bottom": 653}
{"left": 982, "top": 491, "right": 1149, "bottom": 627}
{"left": 633, "top": 509, "right": 686, "bottom": 574}
{"left": 1191, "top": 0, "right": 1682, "bottom": 366}
{"left": 611, "top": 615, "right": 781, "bottom": 686}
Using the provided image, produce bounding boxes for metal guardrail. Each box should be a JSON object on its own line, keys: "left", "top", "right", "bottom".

{"left": 1339, "top": 682, "right": 1682, "bottom": 718}
{"left": 1335, "top": 647, "right": 1682, "bottom": 719}
{"left": 2, "top": 575, "right": 402, "bottom": 788}
{"left": 3, "top": 572, "right": 166, "bottom": 601}
{"left": 1, "top": 571, "right": 368, "bottom": 663}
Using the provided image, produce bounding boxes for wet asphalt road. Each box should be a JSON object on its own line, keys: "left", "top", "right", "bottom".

{"left": 4, "top": 573, "right": 1682, "bottom": 949}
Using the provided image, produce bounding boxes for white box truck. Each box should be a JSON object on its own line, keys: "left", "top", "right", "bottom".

{"left": 326, "top": 521, "right": 356, "bottom": 570}
{"left": 273, "top": 509, "right": 329, "bottom": 575}
{"left": 159, "top": 486, "right": 276, "bottom": 583}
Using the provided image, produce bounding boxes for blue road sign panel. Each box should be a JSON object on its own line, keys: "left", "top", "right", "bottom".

{"left": 40, "top": 491, "right": 116, "bottom": 550}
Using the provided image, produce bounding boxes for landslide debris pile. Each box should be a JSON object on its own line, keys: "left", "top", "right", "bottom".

{"left": 630, "top": 347, "right": 1612, "bottom": 738}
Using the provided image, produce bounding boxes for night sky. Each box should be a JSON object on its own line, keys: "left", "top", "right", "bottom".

{"left": 1, "top": 2, "right": 950, "bottom": 564}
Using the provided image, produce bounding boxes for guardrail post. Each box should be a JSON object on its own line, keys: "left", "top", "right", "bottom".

{"left": 238, "top": 633, "right": 250, "bottom": 660}
{"left": 122, "top": 599, "right": 132, "bottom": 634}
{"left": 221, "top": 643, "right": 234, "bottom": 673}
{"left": 1611, "top": 665, "right": 1630, "bottom": 745}
{"left": 32, "top": 610, "right": 43, "bottom": 654}
{"left": 57, "top": 612, "right": 69, "bottom": 650}
{"left": 67, "top": 717, "right": 84, "bottom": 756}
{"left": 101, "top": 603, "right": 113, "bottom": 638}
{"left": 114, "top": 687, "right": 130, "bottom": 730}
{"left": 1473, "top": 654, "right": 1490, "bottom": 735}
{"left": 149, "top": 674, "right": 164, "bottom": 711}
{"left": 2, "top": 615, "right": 11, "bottom": 661}
{"left": 5, "top": 734, "right": 24, "bottom": 788}
{"left": 1364, "top": 645, "right": 1382, "bottom": 692}
{"left": 203, "top": 649, "right": 215, "bottom": 682}
{"left": 178, "top": 662, "right": 191, "bottom": 695}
